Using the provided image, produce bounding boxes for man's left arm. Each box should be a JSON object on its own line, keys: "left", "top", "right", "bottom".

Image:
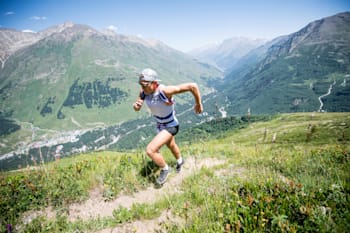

{"left": 163, "top": 83, "right": 203, "bottom": 113}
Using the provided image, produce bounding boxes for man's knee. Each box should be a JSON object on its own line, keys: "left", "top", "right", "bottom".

{"left": 145, "top": 145, "right": 156, "bottom": 157}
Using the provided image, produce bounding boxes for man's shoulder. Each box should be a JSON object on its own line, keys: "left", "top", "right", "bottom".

{"left": 158, "top": 84, "right": 166, "bottom": 89}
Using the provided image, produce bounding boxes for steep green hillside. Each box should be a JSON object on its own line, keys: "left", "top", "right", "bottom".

{"left": 1, "top": 112, "right": 349, "bottom": 232}
{"left": 213, "top": 12, "right": 350, "bottom": 115}
{"left": 0, "top": 24, "right": 222, "bottom": 131}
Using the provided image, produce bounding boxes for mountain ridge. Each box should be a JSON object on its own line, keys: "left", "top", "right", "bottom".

{"left": 189, "top": 36, "right": 268, "bottom": 71}
{"left": 211, "top": 11, "right": 350, "bottom": 115}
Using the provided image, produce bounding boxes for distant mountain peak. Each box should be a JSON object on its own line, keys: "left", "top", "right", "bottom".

{"left": 101, "top": 28, "right": 117, "bottom": 36}
{"left": 63, "top": 21, "right": 74, "bottom": 28}
{"left": 189, "top": 36, "right": 268, "bottom": 71}
{"left": 39, "top": 21, "right": 74, "bottom": 35}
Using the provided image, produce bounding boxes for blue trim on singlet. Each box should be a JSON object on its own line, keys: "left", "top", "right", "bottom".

{"left": 155, "top": 112, "right": 173, "bottom": 120}
{"left": 159, "top": 91, "right": 169, "bottom": 102}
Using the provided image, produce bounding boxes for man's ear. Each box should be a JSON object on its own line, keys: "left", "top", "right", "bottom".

{"left": 153, "top": 82, "right": 159, "bottom": 88}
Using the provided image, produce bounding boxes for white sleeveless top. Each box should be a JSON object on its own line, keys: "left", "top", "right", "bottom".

{"left": 142, "top": 85, "right": 179, "bottom": 130}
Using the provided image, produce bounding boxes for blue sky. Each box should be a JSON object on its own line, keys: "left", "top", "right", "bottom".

{"left": 1, "top": 0, "right": 349, "bottom": 52}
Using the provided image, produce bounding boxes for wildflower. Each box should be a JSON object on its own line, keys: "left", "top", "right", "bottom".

{"left": 318, "top": 206, "right": 327, "bottom": 215}
{"left": 224, "top": 223, "right": 231, "bottom": 232}
{"left": 183, "top": 201, "right": 189, "bottom": 209}
{"left": 299, "top": 206, "right": 307, "bottom": 214}
{"left": 247, "top": 194, "right": 254, "bottom": 206}
{"left": 7, "top": 224, "right": 12, "bottom": 233}
{"left": 331, "top": 184, "right": 341, "bottom": 190}
{"left": 234, "top": 220, "right": 241, "bottom": 232}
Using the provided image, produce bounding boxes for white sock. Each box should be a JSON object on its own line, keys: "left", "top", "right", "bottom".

{"left": 177, "top": 157, "right": 183, "bottom": 164}
{"left": 162, "top": 164, "right": 169, "bottom": 171}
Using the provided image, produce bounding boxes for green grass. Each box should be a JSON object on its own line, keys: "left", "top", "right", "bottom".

{"left": 0, "top": 112, "right": 349, "bottom": 232}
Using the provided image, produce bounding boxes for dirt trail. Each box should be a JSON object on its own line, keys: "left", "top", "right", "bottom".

{"left": 96, "top": 209, "right": 184, "bottom": 233}
{"left": 68, "top": 157, "right": 226, "bottom": 222}
{"left": 22, "top": 157, "right": 228, "bottom": 232}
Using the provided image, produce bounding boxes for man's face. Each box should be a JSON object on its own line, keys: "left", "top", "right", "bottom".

{"left": 139, "top": 81, "right": 155, "bottom": 94}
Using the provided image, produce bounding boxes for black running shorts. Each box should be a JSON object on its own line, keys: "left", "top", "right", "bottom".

{"left": 165, "top": 125, "right": 179, "bottom": 136}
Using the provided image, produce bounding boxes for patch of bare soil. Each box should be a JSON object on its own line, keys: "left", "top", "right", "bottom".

{"left": 97, "top": 161, "right": 246, "bottom": 233}
{"left": 96, "top": 209, "right": 184, "bottom": 233}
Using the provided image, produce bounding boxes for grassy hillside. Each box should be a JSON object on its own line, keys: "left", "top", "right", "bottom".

{"left": 0, "top": 112, "right": 349, "bottom": 232}
{"left": 0, "top": 25, "right": 222, "bottom": 132}
{"left": 218, "top": 46, "right": 350, "bottom": 115}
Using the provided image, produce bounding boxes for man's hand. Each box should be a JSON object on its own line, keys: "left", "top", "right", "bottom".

{"left": 133, "top": 99, "right": 144, "bottom": 111}
{"left": 194, "top": 103, "right": 203, "bottom": 114}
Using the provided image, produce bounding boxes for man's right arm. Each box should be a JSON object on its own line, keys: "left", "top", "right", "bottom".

{"left": 133, "top": 98, "right": 143, "bottom": 111}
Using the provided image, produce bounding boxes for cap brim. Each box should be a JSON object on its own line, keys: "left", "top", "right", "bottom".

{"left": 139, "top": 76, "right": 161, "bottom": 82}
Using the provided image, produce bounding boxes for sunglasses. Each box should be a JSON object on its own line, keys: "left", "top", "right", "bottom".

{"left": 139, "top": 82, "right": 152, "bottom": 88}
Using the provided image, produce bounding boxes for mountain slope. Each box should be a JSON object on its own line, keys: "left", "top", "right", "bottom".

{"left": 0, "top": 22, "right": 222, "bottom": 131}
{"left": 212, "top": 12, "right": 350, "bottom": 115}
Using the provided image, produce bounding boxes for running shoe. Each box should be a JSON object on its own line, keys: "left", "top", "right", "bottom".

{"left": 176, "top": 159, "right": 185, "bottom": 173}
{"left": 156, "top": 168, "right": 169, "bottom": 185}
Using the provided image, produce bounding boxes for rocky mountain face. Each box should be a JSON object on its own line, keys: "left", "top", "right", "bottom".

{"left": 189, "top": 37, "right": 267, "bottom": 71}
{"left": 0, "top": 22, "right": 81, "bottom": 68}
{"left": 210, "top": 12, "right": 350, "bottom": 115}
{"left": 0, "top": 29, "right": 39, "bottom": 68}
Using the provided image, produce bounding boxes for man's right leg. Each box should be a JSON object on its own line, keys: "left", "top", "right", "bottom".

{"left": 146, "top": 130, "right": 173, "bottom": 167}
{"left": 146, "top": 130, "right": 173, "bottom": 184}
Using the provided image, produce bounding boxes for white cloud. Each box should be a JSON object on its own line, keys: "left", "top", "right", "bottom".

{"left": 107, "top": 25, "right": 118, "bottom": 32}
{"left": 4, "top": 11, "right": 15, "bottom": 16}
{"left": 30, "top": 16, "right": 47, "bottom": 20}
{"left": 22, "top": 29, "right": 36, "bottom": 33}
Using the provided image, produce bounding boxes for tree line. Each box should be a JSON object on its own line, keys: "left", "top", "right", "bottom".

{"left": 63, "top": 78, "right": 128, "bottom": 109}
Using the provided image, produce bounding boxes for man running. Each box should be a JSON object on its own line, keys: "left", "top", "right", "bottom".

{"left": 133, "top": 68, "right": 203, "bottom": 185}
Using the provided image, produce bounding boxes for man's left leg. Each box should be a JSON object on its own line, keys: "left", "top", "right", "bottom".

{"left": 166, "top": 137, "right": 184, "bottom": 172}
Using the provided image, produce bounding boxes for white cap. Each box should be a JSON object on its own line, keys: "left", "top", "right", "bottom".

{"left": 139, "top": 68, "right": 161, "bottom": 82}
